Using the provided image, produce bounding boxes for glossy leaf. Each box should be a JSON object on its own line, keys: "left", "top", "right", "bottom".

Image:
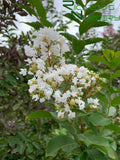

{"left": 72, "top": 39, "right": 85, "bottom": 54}
{"left": 88, "top": 112, "right": 111, "bottom": 126}
{"left": 106, "top": 124, "right": 120, "bottom": 133}
{"left": 79, "top": 133, "right": 117, "bottom": 160}
{"left": 61, "top": 33, "right": 77, "bottom": 41}
{"left": 88, "top": 55, "right": 110, "bottom": 67}
{"left": 103, "top": 49, "right": 114, "bottom": 62}
{"left": 110, "top": 57, "right": 120, "bottom": 70}
{"left": 85, "top": 38, "right": 104, "bottom": 45}
{"left": 112, "top": 70, "right": 120, "bottom": 79}
{"left": 75, "top": 0, "right": 84, "bottom": 8}
{"left": 111, "top": 97, "right": 120, "bottom": 106}
{"left": 26, "top": 110, "right": 53, "bottom": 120}
{"left": 5, "top": 73, "right": 18, "bottom": 86}
{"left": 115, "top": 51, "right": 120, "bottom": 58}
{"left": 95, "top": 92, "right": 108, "bottom": 106}
{"left": 24, "top": 21, "right": 43, "bottom": 30}
{"left": 87, "top": 149, "right": 108, "bottom": 160}
{"left": 47, "top": 135, "right": 77, "bottom": 157}
{"left": 0, "top": 89, "right": 6, "bottom": 96}
{"left": 27, "top": 0, "right": 46, "bottom": 18}
{"left": 80, "top": 19, "right": 110, "bottom": 36}
{"left": 16, "top": 4, "right": 37, "bottom": 17}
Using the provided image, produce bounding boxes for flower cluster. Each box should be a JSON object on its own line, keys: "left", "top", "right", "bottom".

{"left": 20, "top": 27, "right": 105, "bottom": 119}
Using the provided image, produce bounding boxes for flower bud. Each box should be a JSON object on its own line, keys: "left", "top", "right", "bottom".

{"left": 51, "top": 81, "right": 56, "bottom": 88}
{"left": 55, "top": 104, "right": 60, "bottom": 110}
{"left": 30, "top": 63, "right": 37, "bottom": 72}
{"left": 70, "top": 99, "right": 76, "bottom": 106}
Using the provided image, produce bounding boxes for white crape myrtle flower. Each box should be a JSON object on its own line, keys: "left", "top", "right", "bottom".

{"left": 33, "top": 27, "right": 60, "bottom": 45}
{"left": 32, "top": 94, "right": 39, "bottom": 101}
{"left": 24, "top": 45, "right": 37, "bottom": 57}
{"left": 36, "top": 70, "right": 43, "bottom": 77}
{"left": 57, "top": 64, "right": 77, "bottom": 77}
{"left": 53, "top": 90, "right": 62, "bottom": 103}
{"left": 87, "top": 98, "right": 99, "bottom": 108}
{"left": 58, "top": 36, "right": 69, "bottom": 54}
{"left": 24, "top": 58, "right": 32, "bottom": 65}
{"left": 40, "top": 98, "right": 45, "bottom": 103}
{"left": 28, "top": 77, "right": 37, "bottom": 85}
{"left": 44, "top": 88, "right": 53, "bottom": 100}
{"left": 29, "top": 84, "right": 38, "bottom": 93}
{"left": 68, "top": 110, "right": 75, "bottom": 119}
{"left": 57, "top": 110, "right": 65, "bottom": 119}
{"left": 75, "top": 98, "right": 85, "bottom": 110}
{"left": 64, "top": 104, "right": 70, "bottom": 112}
{"left": 28, "top": 71, "right": 34, "bottom": 75}
{"left": 21, "top": 27, "right": 102, "bottom": 120}
{"left": 19, "top": 68, "right": 27, "bottom": 76}
{"left": 49, "top": 44, "right": 60, "bottom": 56}
{"left": 72, "top": 77, "right": 78, "bottom": 85}
{"left": 60, "top": 57, "right": 66, "bottom": 66}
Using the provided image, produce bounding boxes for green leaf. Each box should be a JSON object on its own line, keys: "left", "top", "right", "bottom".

{"left": 93, "top": 21, "right": 111, "bottom": 27}
{"left": 0, "top": 80, "right": 11, "bottom": 88}
{"left": 116, "top": 88, "right": 120, "bottom": 93}
{"left": 88, "top": 112, "right": 111, "bottom": 126}
{"left": 26, "top": 0, "right": 52, "bottom": 27}
{"left": 47, "top": 135, "right": 77, "bottom": 157}
{"left": 61, "top": 120, "right": 75, "bottom": 136}
{"left": 83, "top": 116, "right": 98, "bottom": 134}
{"left": 115, "top": 51, "right": 120, "bottom": 58}
{"left": 112, "top": 70, "right": 120, "bottom": 79}
{"left": 88, "top": 55, "right": 110, "bottom": 67}
{"left": 111, "top": 97, "right": 120, "bottom": 106}
{"left": 78, "top": 133, "right": 117, "bottom": 160}
{"left": 72, "top": 39, "right": 85, "bottom": 54}
{"left": 16, "top": 4, "right": 37, "bottom": 17}
{"left": 75, "top": 0, "right": 84, "bottom": 8}
{"left": 26, "top": 144, "right": 33, "bottom": 153}
{"left": 5, "top": 73, "right": 18, "bottom": 86}
{"left": 108, "top": 107, "right": 116, "bottom": 116}
{"left": 26, "top": 110, "right": 53, "bottom": 120}
{"left": 79, "top": 12, "right": 105, "bottom": 36}
{"left": 32, "top": 142, "right": 40, "bottom": 149}
{"left": 110, "top": 57, "right": 120, "bottom": 70}
{"left": 106, "top": 124, "right": 120, "bottom": 133}
{"left": 27, "top": 0, "right": 46, "bottom": 18}
{"left": 0, "top": 89, "right": 6, "bottom": 96}
{"left": 103, "top": 49, "right": 114, "bottom": 62}
{"left": 12, "top": 144, "right": 25, "bottom": 155}
{"left": 71, "top": 109, "right": 87, "bottom": 116}
{"left": 87, "top": 149, "right": 108, "bottom": 160}
{"left": 60, "top": 33, "right": 76, "bottom": 41}
{"left": 7, "top": 137, "right": 22, "bottom": 147}
{"left": 23, "top": 21, "right": 43, "bottom": 30}
{"left": 95, "top": 92, "right": 108, "bottom": 106}
{"left": 85, "top": 38, "right": 104, "bottom": 45}
{"left": 79, "top": 152, "right": 89, "bottom": 160}
{"left": 45, "top": 102, "right": 56, "bottom": 109}
{"left": 78, "top": 133, "right": 108, "bottom": 146}
{"left": 41, "top": 19, "right": 53, "bottom": 27}
{"left": 101, "top": 83, "right": 110, "bottom": 92}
